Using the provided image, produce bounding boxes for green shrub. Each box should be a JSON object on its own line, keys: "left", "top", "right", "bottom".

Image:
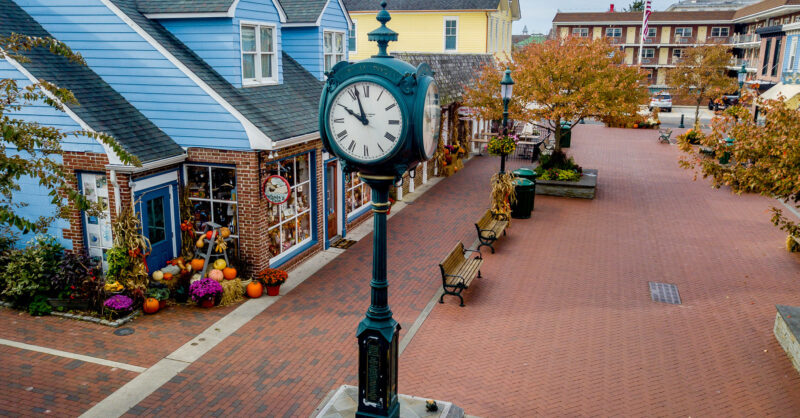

{"left": 27, "top": 295, "right": 52, "bottom": 316}
{"left": 1, "top": 235, "right": 63, "bottom": 306}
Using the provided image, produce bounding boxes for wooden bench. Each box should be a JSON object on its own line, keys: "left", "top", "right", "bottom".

{"left": 438, "top": 242, "right": 483, "bottom": 307}
{"left": 475, "top": 210, "right": 508, "bottom": 254}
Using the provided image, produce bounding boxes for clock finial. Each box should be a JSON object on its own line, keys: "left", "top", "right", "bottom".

{"left": 368, "top": 0, "right": 398, "bottom": 58}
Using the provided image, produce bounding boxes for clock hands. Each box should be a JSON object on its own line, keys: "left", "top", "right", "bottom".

{"left": 353, "top": 88, "right": 369, "bottom": 126}
{"left": 337, "top": 103, "right": 368, "bottom": 125}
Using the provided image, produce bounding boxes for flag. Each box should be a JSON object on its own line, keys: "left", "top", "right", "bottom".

{"left": 642, "top": 0, "right": 652, "bottom": 38}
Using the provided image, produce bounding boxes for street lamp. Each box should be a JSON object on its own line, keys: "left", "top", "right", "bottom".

{"left": 738, "top": 62, "right": 747, "bottom": 95}
{"left": 500, "top": 68, "right": 514, "bottom": 174}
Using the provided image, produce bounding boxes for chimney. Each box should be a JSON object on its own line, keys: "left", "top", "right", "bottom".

{"left": 609, "top": 4, "right": 615, "bottom": 12}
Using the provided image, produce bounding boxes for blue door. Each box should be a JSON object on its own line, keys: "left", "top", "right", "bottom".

{"left": 138, "top": 186, "right": 175, "bottom": 271}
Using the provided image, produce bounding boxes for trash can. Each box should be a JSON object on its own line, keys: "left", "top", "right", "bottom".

{"left": 511, "top": 178, "right": 535, "bottom": 219}
{"left": 719, "top": 137, "right": 734, "bottom": 164}
{"left": 513, "top": 168, "right": 537, "bottom": 211}
{"left": 559, "top": 121, "right": 572, "bottom": 148}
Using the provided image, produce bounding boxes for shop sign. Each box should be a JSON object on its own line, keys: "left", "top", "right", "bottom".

{"left": 263, "top": 175, "right": 291, "bottom": 204}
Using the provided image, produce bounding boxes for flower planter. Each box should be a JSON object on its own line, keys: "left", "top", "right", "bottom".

{"left": 47, "top": 298, "right": 89, "bottom": 311}
{"left": 535, "top": 169, "right": 598, "bottom": 199}
{"left": 266, "top": 285, "right": 281, "bottom": 296}
{"left": 200, "top": 299, "right": 215, "bottom": 308}
{"left": 158, "top": 300, "right": 167, "bottom": 310}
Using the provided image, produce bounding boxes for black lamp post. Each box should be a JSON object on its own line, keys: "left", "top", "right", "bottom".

{"left": 738, "top": 62, "right": 747, "bottom": 95}
{"left": 500, "top": 68, "right": 514, "bottom": 174}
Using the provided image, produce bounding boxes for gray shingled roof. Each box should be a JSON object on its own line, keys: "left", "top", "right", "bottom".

{"left": 111, "top": 0, "right": 324, "bottom": 142}
{"left": 345, "top": 0, "right": 500, "bottom": 11}
{"left": 391, "top": 53, "right": 494, "bottom": 105}
{"left": 279, "top": 0, "right": 329, "bottom": 23}
{"left": 0, "top": 0, "right": 184, "bottom": 164}
{"left": 135, "top": 0, "right": 235, "bottom": 14}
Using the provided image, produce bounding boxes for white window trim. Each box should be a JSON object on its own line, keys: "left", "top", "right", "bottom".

{"left": 646, "top": 27, "right": 657, "bottom": 38}
{"left": 675, "top": 27, "right": 692, "bottom": 37}
{"left": 349, "top": 21, "right": 357, "bottom": 55}
{"left": 710, "top": 27, "right": 729, "bottom": 37}
{"left": 606, "top": 27, "right": 622, "bottom": 37}
{"left": 643, "top": 48, "right": 655, "bottom": 58}
{"left": 345, "top": 172, "right": 371, "bottom": 218}
{"left": 240, "top": 21, "right": 278, "bottom": 87}
{"left": 672, "top": 48, "right": 684, "bottom": 58}
{"left": 572, "top": 27, "right": 589, "bottom": 37}
{"left": 789, "top": 37, "right": 798, "bottom": 71}
{"left": 183, "top": 164, "right": 240, "bottom": 240}
{"left": 443, "top": 16, "right": 459, "bottom": 52}
{"left": 324, "top": 30, "right": 347, "bottom": 73}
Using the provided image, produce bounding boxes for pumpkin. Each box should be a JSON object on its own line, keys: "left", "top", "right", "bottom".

{"left": 196, "top": 237, "right": 205, "bottom": 248}
{"left": 222, "top": 267, "right": 237, "bottom": 280}
{"left": 213, "top": 259, "right": 227, "bottom": 270}
{"left": 143, "top": 298, "right": 160, "bottom": 314}
{"left": 191, "top": 258, "right": 205, "bottom": 271}
{"left": 205, "top": 230, "right": 214, "bottom": 240}
{"left": 246, "top": 281, "right": 263, "bottom": 298}
{"left": 151, "top": 270, "right": 164, "bottom": 281}
{"left": 220, "top": 227, "right": 231, "bottom": 238}
{"left": 208, "top": 269, "right": 224, "bottom": 282}
{"left": 163, "top": 272, "right": 173, "bottom": 281}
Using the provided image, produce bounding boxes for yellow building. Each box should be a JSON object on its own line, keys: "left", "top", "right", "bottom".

{"left": 344, "top": 0, "right": 521, "bottom": 61}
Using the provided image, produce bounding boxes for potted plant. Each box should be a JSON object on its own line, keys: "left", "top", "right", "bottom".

{"left": 103, "top": 294, "right": 134, "bottom": 319}
{"left": 49, "top": 250, "right": 99, "bottom": 311}
{"left": 147, "top": 287, "right": 170, "bottom": 310}
{"left": 189, "top": 278, "right": 223, "bottom": 308}
{"left": 256, "top": 268, "right": 288, "bottom": 296}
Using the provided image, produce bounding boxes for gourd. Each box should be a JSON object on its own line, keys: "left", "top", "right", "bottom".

{"left": 220, "top": 227, "right": 231, "bottom": 238}
{"left": 163, "top": 272, "right": 173, "bottom": 281}
{"left": 213, "top": 259, "right": 227, "bottom": 270}
{"left": 196, "top": 237, "right": 205, "bottom": 248}
{"left": 152, "top": 270, "right": 164, "bottom": 281}
{"left": 205, "top": 230, "right": 214, "bottom": 240}
{"left": 222, "top": 267, "right": 237, "bottom": 280}
{"left": 143, "top": 298, "right": 160, "bottom": 314}
{"left": 190, "top": 259, "right": 205, "bottom": 271}
{"left": 208, "top": 269, "right": 224, "bottom": 282}
{"left": 246, "top": 281, "right": 263, "bottom": 298}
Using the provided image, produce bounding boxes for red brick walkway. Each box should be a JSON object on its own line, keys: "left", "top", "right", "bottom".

{"left": 2, "top": 125, "right": 800, "bottom": 416}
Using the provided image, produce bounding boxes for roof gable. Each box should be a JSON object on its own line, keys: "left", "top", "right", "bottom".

{"left": 0, "top": 0, "right": 183, "bottom": 164}
{"left": 136, "top": 0, "right": 235, "bottom": 14}
{"left": 390, "top": 52, "right": 493, "bottom": 105}
{"left": 280, "top": 0, "right": 328, "bottom": 23}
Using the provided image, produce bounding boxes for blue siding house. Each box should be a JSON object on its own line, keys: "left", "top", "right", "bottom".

{"left": 1, "top": 0, "right": 357, "bottom": 274}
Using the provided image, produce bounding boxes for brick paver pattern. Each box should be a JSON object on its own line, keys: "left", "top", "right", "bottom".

{"left": 1, "top": 124, "right": 800, "bottom": 416}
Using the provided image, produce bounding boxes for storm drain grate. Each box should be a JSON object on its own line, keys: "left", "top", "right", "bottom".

{"left": 648, "top": 282, "right": 681, "bottom": 305}
{"left": 114, "top": 327, "right": 135, "bottom": 336}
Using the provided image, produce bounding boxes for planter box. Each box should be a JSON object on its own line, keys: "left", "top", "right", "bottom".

{"left": 48, "top": 298, "right": 89, "bottom": 311}
{"left": 775, "top": 305, "right": 800, "bottom": 375}
{"left": 535, "top": 169, "right": 597, "bottom": 199}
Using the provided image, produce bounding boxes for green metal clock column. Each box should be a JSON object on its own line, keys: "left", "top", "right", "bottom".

{"left": 500, "top": 68, "right": 514, "bottom": 174}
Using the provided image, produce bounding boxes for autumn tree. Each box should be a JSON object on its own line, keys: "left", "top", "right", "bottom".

{"left": 667, "top": 44, "right": 738, "bottom": 129}
{"left": 1, "top": 34, "right": 137, "bottom": 234}
{"left": 624, "top": 1, "right": 645, "bottom": 12}
{"left": 678, "top": 93, "right": 800, "bottom": 238}
{"left": 463, "top": 36, "right": 648, "bottom": 155}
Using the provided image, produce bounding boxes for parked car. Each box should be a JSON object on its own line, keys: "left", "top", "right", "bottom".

{"left": 649, "top": 93, "right": 672, "bottom": 112}
{"left": 708, "top": 94, "right": 739, "bottom": 111}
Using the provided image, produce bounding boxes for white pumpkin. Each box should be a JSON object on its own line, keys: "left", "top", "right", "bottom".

{"left": 151, "top": 270, "right": 164, "bottom": 281}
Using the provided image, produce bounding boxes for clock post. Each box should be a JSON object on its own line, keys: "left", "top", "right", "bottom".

{"left": 318, "top": 2, "right": 441, "bottom": 416}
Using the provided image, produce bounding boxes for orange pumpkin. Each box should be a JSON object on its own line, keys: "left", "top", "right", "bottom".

{"left": 246, "top": 281, "right": 263, "bottom": 298}
{"left": 143, "top": 298, "right": 160, "bottom": 314}
{"left": 191, "top": 258, "right": 205, "bottom": 271}
{"left": 163, "top": 272, "right": 173, "bottom": 281}
{"left": 223, "top": 267, "right": 237, "bottom": 280}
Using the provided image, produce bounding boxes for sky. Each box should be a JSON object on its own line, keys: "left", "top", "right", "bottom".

{"left": 513, "top": 0, "right": 676, "bottom": 35}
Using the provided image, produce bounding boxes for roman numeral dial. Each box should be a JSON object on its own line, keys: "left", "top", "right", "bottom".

{"left": 327, "top": 81, "right": 404, "bottom": 162}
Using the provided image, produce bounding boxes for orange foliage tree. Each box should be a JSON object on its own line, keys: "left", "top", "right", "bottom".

{"left": 678, "top": 93, "right": 800, "bottom": 237}
{"left": 463, "top": 36, "right": 648, "bottom": 154}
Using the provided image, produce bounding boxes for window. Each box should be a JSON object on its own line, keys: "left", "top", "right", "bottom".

{"left": 672, "top": 48, "right": 684, "bottom": 61}
{"left": 444, "top": 17, "right": 458, "bottom": 51}
{"left": 710, "top": 27, "right": 729, "bottom": 37}
{"left": 348, "top": 22, "right": 356, "bottom": 54}
{"left": 784, "top": 17, "right": 790, "bottom": 24}
{"left": 789, "top": 37, "right": 798, "bottom": 71}
{"left": 675, "top": 27, "right": 692, "bottom": 37}
{"left": 605, "top": 27, "right": 622, "bottom": 37}
{"left": 642, "top": 48, "right": 655, "bottom": 58}
{"left": 241, "top": 24, "right": 276, "bottom": 85}
{"left": 263, "top": 153, "right": 312, "bottom": 258}
{"left": 647, "top": 27, "right": 657, "bottom": 38}
{"left": 186, "top": 164, "right": 238, "bottom": 236}
{"left": 795, "top": 16, "right": 800, "bottom": 23}
{"left": 488, "top": 19, "right": 494, "bottom": 51}
{"left": 494, "top": 18, "right": 499, "bottom": 51}
{"left": 772, "top": 37, "right": 782, "bottom": 76}
{"left": 346, "top": 173, "right": 371, "bottom": 216}
{"left": 80, "top": 173, "right": 112, "bottom": 272}
{"left": 324, "top": 31, "right": 345, "bottom": 73}
{"left": 763, "top": 39, "right": 772, "bottom": 75}
{"left": 572, "top": 28, "right": 589, "bottom": 37}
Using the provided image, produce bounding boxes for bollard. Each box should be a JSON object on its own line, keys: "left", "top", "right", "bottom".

{"left": 679, "top": 114, "right": 685, "bottom": 128}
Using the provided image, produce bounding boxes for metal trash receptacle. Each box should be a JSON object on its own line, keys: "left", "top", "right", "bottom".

{"left": 511, "top": 178, "right": 535, "bottom": 219}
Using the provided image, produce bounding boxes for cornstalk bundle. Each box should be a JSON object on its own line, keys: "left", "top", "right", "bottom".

{"left": 219, "top": 279, "right": 244, "bottom": 306}
{"left": 490, "top": 172, "right": 517, "bottom": 223}
{"left": 111, "top": 205, "right": 151, "bottom": 292}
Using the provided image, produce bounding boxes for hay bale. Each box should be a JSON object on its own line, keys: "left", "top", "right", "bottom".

{"left": 219, "top": 279, "right": 244, "bottom": 306}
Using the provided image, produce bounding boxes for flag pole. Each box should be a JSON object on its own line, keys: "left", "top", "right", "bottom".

{"left": 638, "top": 5, "right": 646, "bottom": 65}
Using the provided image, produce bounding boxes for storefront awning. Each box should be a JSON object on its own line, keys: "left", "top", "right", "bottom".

{"left": 760, "top": 82, "right": 800, "bottom": 102}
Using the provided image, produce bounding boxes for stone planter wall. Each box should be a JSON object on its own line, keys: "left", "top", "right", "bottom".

{"left": 535, "top": 169, "right": 598, "bottom": 199}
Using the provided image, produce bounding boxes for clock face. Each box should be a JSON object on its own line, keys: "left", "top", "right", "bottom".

{"left": 327, "top": 81, "right": 404, "bottom": 163}
{"left": 421, "top": 82, "right": 441, "bottom": 159}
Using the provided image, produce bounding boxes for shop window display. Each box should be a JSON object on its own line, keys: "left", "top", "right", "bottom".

{"left": 346, "top": 173, "right": 371, "bottom": 216}
{"left": 263, "top": 153, "right": 312, "bottom": 258}
{"left": 185, "top": 165, "right": 238, "bottom": 238}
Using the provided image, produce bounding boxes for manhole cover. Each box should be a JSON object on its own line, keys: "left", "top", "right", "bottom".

{"left": 114, "top": 327, "right": 135, "bottom": 336}
{"left": 649, "top": 282, "right": 681, "bottom": 305}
